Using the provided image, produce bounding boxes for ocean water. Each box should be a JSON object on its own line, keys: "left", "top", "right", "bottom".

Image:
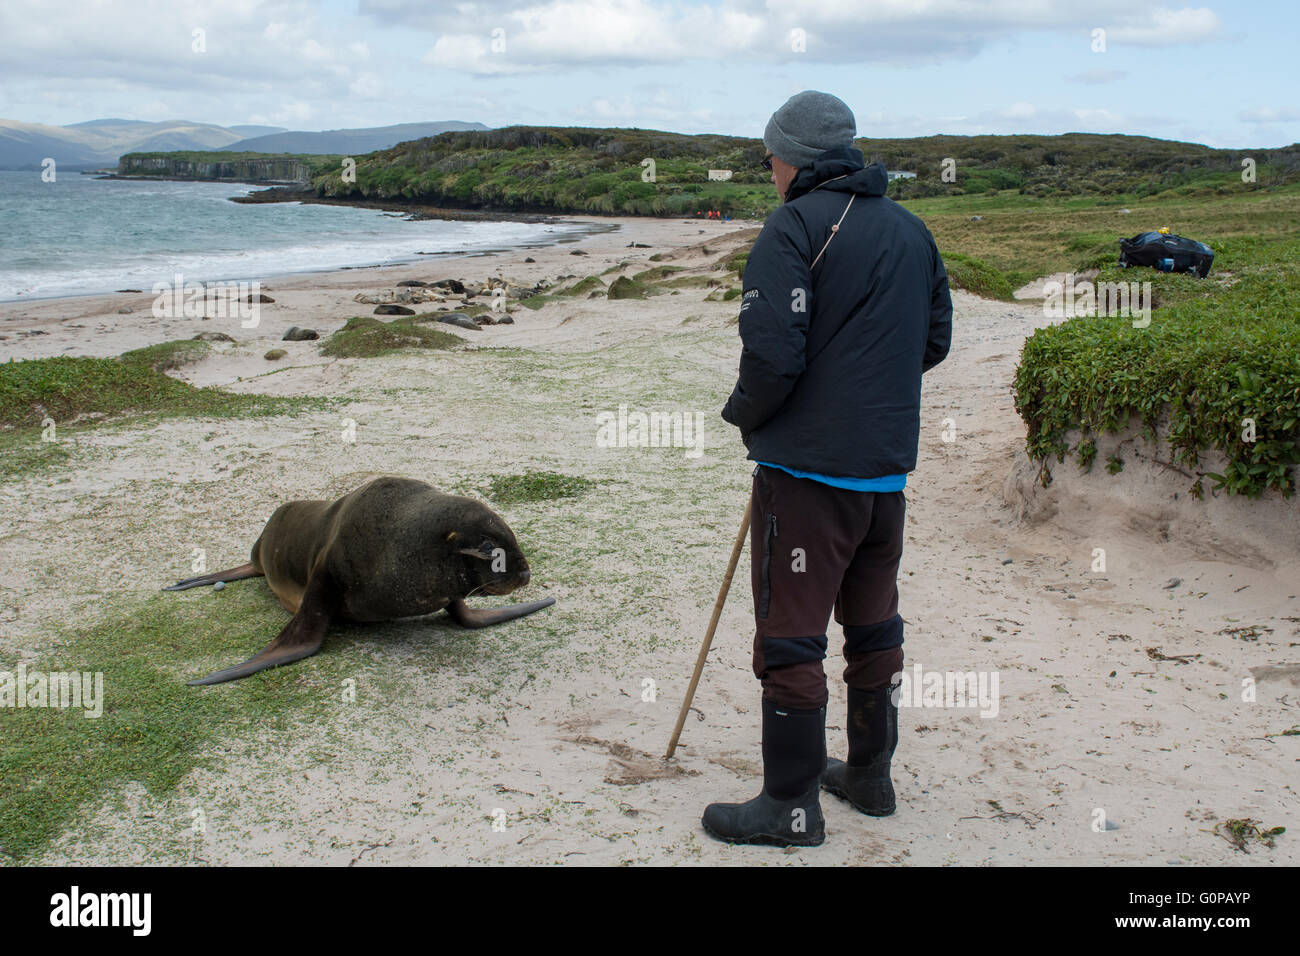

{"left": 0, "top": 170, "right": 601, "bottom": 302}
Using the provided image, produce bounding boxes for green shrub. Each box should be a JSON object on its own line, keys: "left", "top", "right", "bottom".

{"left": 118, "top": 339, "right": 212, "bottom": 373}
{"left": 319, "top": 316, "right": 463, "bottom": 358}
{"left": 485, "top": 471, "right": 595, "bottom": 503}
{"left": 1013, "top": 276, "right": 1300, "bottom": 498}
{"left": 942, "top": 253, "right": 1018, "bottom": 301}
{"left": 555, "top": 275, "right": 605, "bottom": 297}
{"left": 0, "top": 355, "right": 296, "bottom": 428}
{"left": 607, "top": 276, "right": 649, "bottom": 299}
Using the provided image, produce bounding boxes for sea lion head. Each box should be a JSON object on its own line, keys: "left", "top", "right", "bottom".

{"left": 444, "top": 501, "right": 532, "bottom": 598}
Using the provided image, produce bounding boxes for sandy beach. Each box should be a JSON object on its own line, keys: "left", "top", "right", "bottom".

{"left": 1, "top": 213, "right": 1296, "bottom": 866}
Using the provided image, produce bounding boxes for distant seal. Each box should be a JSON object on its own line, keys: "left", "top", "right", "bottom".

{"left": 164, "top": 476, "right": 555, "bottom": 686}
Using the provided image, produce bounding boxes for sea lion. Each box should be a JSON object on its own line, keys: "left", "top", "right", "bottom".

{"left": 165, "top": 476, "right": 555, "bottom": 686}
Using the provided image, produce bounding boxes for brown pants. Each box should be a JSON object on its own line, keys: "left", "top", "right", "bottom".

{"left": 749, "top": 465, "right": 906, "bottom": 709}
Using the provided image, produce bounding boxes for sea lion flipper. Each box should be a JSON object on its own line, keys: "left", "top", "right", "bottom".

{"left": 163, "top": 562, "right": 262, "bottom": 592}
{"left": 187, "top": 571, "right": 337, "bottom": 686}
{"left": 446, "top": 597, "right": 556, "bottom": 629}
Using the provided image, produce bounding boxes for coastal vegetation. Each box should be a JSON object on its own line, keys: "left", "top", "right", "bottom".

{"left": 1006, "top": 186, "right": 1300, "bottom": 498}
{"left": 0, "top": 352, "right": 302, "bottom": 429}
{"left": 318, "top": 315, "right": 463, "bottom": 358}
{"left": 0, "top": 349, "right": 318, "bottom": 481}
{"left": 0, "top": 583, "right": 371, "bottom": 860}
{"left": 118, "top": 339, "right": 212, "bottom": 373}
{"left": 485, "top": 470, "right": 596, "bottom": 504}
{"left": 297, "top": 126, "right": 1299, "bottom": 219}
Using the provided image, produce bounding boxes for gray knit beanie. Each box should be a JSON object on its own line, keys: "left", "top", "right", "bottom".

{"left": 763, "top": 90, "right": 857, "bottom": 169}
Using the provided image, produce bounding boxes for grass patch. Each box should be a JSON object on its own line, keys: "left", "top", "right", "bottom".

{"left": 555, "top": 275, "right": 606, "bottom": 297}
{"left": 0, "top": 427, "right": 74, "bottom": 481}
{"left": 318, "top": 315, "right": 464, "bottom": 358}
{"left": 0, "top": 355, "right": 307, "bottom": 430}
{"left": 607, "top": 276, "right": 651, "bottom": 300}
{"left": 519, "top": 294, "right": 560, "bottom": 310}
{"left": 632, "top": 265, "right": 686, "bottom": 282}
{"left": 908, "top": 183, "right": 1300, "bottom": 284}
{"left": 484, "top": 471, "right": 596, "bottom": 504}
{"left": 118, "top": 339, "right": 212, "bottom": 374}
{"left": 943, "top": 252, "right": 1020, "bottom": 301}
{"left": 715, "top": 251, "right": 749, "bottom": 279}
{"left": 648, "top": 274, "right": 716, "bottom": 291}
{"left": 0, "top": 585, "right": 368, "bottom": 860}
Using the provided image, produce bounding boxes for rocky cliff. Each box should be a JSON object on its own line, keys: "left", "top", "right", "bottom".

{"left": 116, "top": 152, "right": 326, "bottom": 184}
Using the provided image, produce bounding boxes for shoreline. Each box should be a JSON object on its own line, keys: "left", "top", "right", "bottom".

{"left": 227, "top": 186, "right": 584, "bottom": 224}
{"left": 0, "top": 214, "right": 760, "bottom": 359}
{"left": 0, "top": 213, "right": 628, "bottom": 308}
{"left": 104, "top": 175, "right": 738, "bottom": 225}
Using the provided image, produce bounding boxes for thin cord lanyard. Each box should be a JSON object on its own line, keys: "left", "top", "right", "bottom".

{"left": 806, "top": 174, "right": 855, "bottom": 270}
{"left": 801, "top": 177, "right": 859, "bottom": 365}
{"left": 811, "top": 195, "right": 855, "bottom": 269}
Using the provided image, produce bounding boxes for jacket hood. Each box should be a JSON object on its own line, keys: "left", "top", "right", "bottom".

{"left": 785, "top": 147, "right": 888, "bottom": 202}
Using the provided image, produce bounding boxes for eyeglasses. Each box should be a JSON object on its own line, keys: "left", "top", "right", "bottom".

{"left": 760, "top": 154, "right": 773, "bottom": 171}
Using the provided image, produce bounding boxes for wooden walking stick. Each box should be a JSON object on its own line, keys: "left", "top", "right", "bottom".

{"left": 665, "top": 492, "right": 753, "bottom": 759}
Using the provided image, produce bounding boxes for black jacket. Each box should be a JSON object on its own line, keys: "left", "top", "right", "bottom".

{"left": 722, "top": 147, "right": 952, "bottom": 478}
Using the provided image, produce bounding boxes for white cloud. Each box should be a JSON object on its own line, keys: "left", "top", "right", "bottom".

{"left": 299, "top": 38, "right": 333, "bottom": 63}
{"left": 851, "top": 100, "right": 1180, "bottom": 138}
{"left": 419, "top": 1, "right": 766, "bottom": 74}
{"left": 372, "top": 0, "right": 1229, "bottom": 74}
{"left": 1107, "top": 6, "right": 1221, "bottom": 45}
{"left": 569, "top": 85, "right": 719, "bottom": 129}
{"left": 1066, "top": 68, "right": 1128, "bottom": 84}
{"left": 0, "top": 1, "right": 385, "bottom": 106}
{"left": 265, "top": 100, "right": 315, "bottom": 125}
{"left": 1239, "top": 107, "right": 1300, "bottom": 123}
{"left": 348, "top": 72, "right": 383, "bottom": 99}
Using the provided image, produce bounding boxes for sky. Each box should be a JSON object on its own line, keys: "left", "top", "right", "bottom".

{"left": 1, "top": 0, "right": 1296, "bottom": 148}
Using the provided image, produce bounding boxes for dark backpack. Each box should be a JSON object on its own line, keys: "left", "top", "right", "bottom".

{"left": 1118, "top": 231, "right": 1214, "bottom": 277}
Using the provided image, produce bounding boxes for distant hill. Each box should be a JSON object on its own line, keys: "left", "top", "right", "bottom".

{"left": 0, "top": 121, "right": 105, "bottom": 168}
{"left": 0, "top": 118, "right": 247, "bottom": 169}
{"left": 225, "top": 125, "right": 288, "bottom": 139}
{"left": 224, "top": 121, "right": 489, "bottom": 155}
{"left": 307, "top": 125, "right": 1300, "bottom": 218}
{"left": 0, "top": 118, "right": 486, "bottom": 170}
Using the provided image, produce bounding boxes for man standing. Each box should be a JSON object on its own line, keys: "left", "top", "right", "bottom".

{"left": 703, "top": 90, "right": 952, "bottom": 847}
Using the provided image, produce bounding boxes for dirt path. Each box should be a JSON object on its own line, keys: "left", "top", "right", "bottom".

{"left": 3, "top": 219, "right": 1296, "bottom": 865}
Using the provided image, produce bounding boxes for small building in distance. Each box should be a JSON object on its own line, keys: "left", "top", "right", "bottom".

{"left": 707, "top": 169, "right": 733, "bottom": 181}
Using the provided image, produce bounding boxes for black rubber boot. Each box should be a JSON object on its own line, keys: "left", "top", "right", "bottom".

{"left": 822, "top": 685, "right": 898, "bottom": 816}
{"left": 701, "top": 698, "right": 826, "bottom": 847}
